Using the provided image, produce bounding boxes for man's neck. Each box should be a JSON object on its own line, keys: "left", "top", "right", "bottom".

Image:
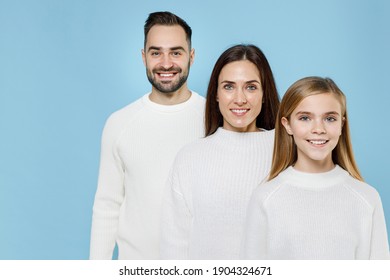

{"left": 149, "top": 87, "right": 192, "bottom": 105}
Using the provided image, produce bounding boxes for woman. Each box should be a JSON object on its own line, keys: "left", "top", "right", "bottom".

{"left": 160, "top": 44, "right": 280, "bottom": 259}
{"left": 241, "top": 76, "right": 389, "bottom": 259}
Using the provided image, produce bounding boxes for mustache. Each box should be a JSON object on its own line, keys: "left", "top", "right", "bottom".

{"left": 153, "top": 66, "right": 182, "bottom": 73}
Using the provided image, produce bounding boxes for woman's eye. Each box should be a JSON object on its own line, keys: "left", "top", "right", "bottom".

{"left": 223, "top": 84, "right": 234, "bottom": 90}
{"left": 246, "top": 85, "right": 257, "bottom": 91}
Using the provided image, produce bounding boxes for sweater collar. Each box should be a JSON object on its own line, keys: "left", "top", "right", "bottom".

{"left": 214, "top": 127, "right": 272, "bottom": 138}
{"left": 142, "top": 91, "right": 199, "bottom": 113}
{"left": 210, "top": 127, "right": 274, "bottom": 148}
{"left": 281, "top": 165, "right": 348, "bottom": 189}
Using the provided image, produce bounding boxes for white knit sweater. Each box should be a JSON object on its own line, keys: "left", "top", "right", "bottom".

{"left": 160, "top": 127, "right": 275, "bottom": 259}
{"left": 241, "top": 165, "right": 390, "bottom": 259}
{"left": 90, "top": 92, "right": 205, "bottom": 259}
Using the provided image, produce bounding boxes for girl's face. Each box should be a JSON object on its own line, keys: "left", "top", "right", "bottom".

{"left": 217, "top": 60, "right": 263, "bottom": 132}
{"left": 282, "top": 93, "right": 344, "bottom": 173}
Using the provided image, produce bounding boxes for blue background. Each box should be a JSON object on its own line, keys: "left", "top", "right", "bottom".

{"left": 0, "top": 0, "right": 389, "bottom": 259}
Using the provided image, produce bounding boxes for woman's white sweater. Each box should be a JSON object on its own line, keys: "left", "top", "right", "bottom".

{"left": 160, "top": 127, "right": 274, "bottom": 259}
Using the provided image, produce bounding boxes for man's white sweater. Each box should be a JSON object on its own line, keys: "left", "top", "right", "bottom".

{"left": 90, "top": 92, "right": 205, "bottom": 259}
{"left": 241, "top": 165, "right": 389, "bottom": 259}
{"left": 160, "top": 128, "right": 274, "bottom": 259}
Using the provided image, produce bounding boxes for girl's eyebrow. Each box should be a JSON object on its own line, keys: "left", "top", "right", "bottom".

{"left": 295, "top": 111, "right": 312, "bottom": 115}
{"left": 295, "top": 111, "right": 340, "bottom": 115}
{"left": 324, "top": 111, "right": 340, "bottom": 115}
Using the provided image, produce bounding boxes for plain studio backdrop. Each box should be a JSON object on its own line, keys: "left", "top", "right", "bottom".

{"left": 0, "top": 0, "right": 389, "bottom": 259}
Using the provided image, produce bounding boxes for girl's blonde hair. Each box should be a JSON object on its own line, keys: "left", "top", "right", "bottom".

{"left": 269, "top": 76, "right": 363, "bottom": 181}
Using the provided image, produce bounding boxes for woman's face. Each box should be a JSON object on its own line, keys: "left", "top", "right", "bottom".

{"left": 217, "top": 60, "right": 263, "bottom": 132}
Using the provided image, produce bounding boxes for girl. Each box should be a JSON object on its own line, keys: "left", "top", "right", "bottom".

{"left": 241, "top": 76, "right": 389, "bottom": 259}
{"left": 160, "top": 44, "right": 280, "bottom": 259}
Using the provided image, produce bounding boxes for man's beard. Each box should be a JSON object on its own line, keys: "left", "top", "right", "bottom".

{"left": 146, "top": 64, "right": 190, "bottom": 94}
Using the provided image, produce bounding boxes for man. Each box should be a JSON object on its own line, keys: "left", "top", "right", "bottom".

{"left": 90, "top": 11, "right": 205, "bottom": 259}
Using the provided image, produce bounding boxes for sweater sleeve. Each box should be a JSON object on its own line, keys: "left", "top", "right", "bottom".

{"left": 160, "top": 165, "right": 192, "bottom": 259}
{"left": 89, "top": 115, "right": 125, "bottom": 259}
{"left": 240, "top": 188, "right": 268, "bottom": 259}
{"left": 369, "top": 191, "right": 390, "bottom": 259}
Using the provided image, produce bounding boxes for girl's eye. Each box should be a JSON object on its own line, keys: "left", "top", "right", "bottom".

{"left": 298, "top": 116, "right": 310, "bottom": 121}
{"left": 325, "top": 116, "right": 337, "bottom": 122}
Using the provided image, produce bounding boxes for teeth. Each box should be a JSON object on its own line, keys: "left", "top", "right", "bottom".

{"left": 160, "top": 73, "right": 174, "bottom": 77}
{"left": 309, "top": 140, "right": 327, "bottom": 145}
{"left": 231, "top": 109, "right": 248, "bottom": 113}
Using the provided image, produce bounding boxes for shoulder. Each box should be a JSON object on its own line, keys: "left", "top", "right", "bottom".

{"left": 342, "top": 174, "right": 383, "bottom": 208}
{"left": 171, "top": 133, "right": 235, "bottom": 173}
{"left": 101, "top": 96, "right": 145, "bottom": 137}
{"left": 250, "top": 174, "right": 285, "bottom": 205}
{"left": 190, "top": 91, "right": 206, "bottom": 104}
{"left": 187, "top": 91, "right": 206, "bottom": 114}
{"left": 261, "top": 128, "right": 275, "bottom": 142}
{"left": 173, "top": 136, "right": 210, "bottom": 161}
{"left": 108, "top": 96, "right": 144, "bottom": 123}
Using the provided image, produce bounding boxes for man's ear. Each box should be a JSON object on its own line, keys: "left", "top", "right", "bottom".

{"left": 190, "top": 48, "right": 195, "bottom": 66}
{"left": 141, "top": 49, "right": 146, "bottom": 66}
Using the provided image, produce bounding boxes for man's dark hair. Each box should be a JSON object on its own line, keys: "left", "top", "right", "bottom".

{"left": 144, "top": 11, "right": 192, "bottom": 48}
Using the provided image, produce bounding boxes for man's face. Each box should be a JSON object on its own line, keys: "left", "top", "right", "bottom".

{"left": 142, "top": 25, "right": 194, "bottom": 94}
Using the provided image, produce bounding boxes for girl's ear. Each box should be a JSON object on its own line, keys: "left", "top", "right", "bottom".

{"left": 281, "top": 117, "right": 293, "bottom": 135}
{"left": 340, "top": 116, "right": 346, "bottom": 135}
